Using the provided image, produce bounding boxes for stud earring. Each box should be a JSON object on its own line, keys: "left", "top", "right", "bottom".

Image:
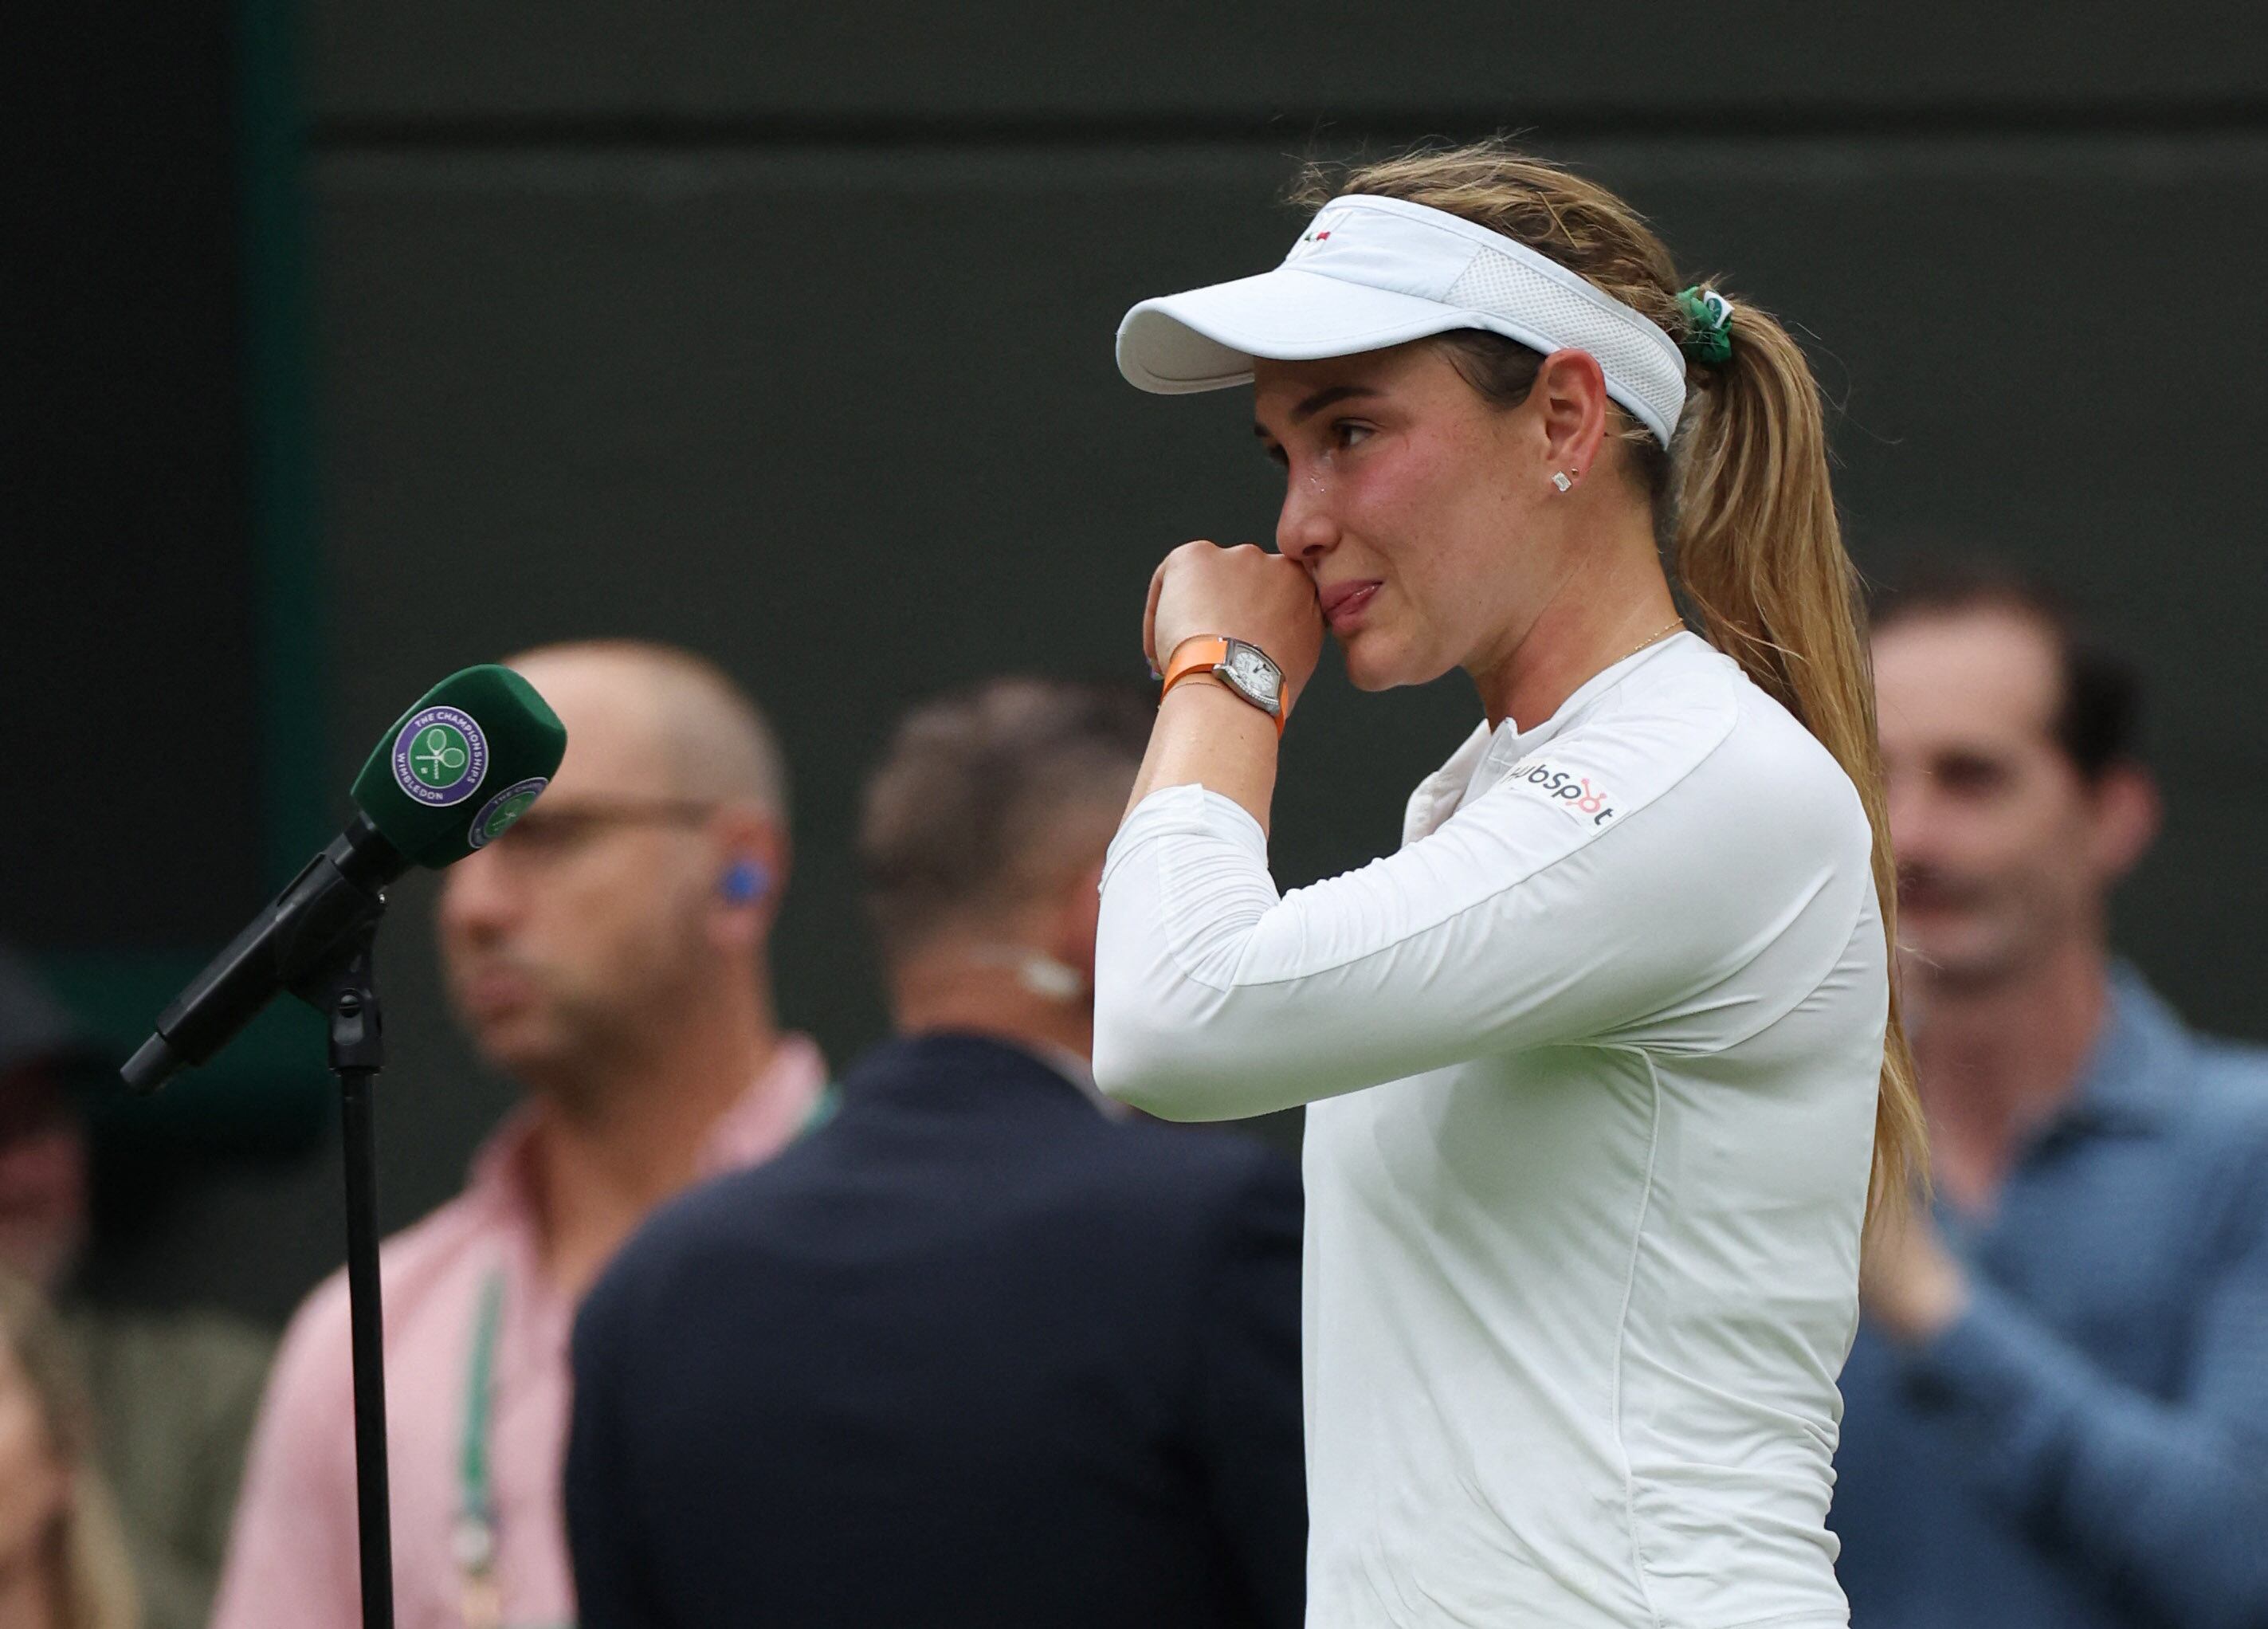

{"left": 1552, "top": 471, "right": 1573, "bottom": 493}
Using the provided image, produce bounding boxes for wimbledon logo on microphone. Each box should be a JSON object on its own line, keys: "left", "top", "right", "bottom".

{"left": 467, "top": 778, "right": 549, "bottom": 849}
{"left": 391, "top": 705, "right": 489, "bottom": 807}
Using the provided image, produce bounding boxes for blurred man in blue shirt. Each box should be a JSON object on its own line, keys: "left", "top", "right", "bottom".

{"left": 1833, "top": 563, "right": 2268, "bottom": 1627}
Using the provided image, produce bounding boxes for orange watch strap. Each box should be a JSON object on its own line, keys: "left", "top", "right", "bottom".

{"left": 1159, "top": 636, "right": 1285, "bottom": 736}
{"left": 1160, "top": 636, "right": 1230, "bottom": 695}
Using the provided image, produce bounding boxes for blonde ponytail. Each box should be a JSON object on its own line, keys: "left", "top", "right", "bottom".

{"left": 1674, "top": 300, "right": 1926, "bottom": 1218}
{"left": 1301, "top": 140, "right": 1927, "bottom": 1224}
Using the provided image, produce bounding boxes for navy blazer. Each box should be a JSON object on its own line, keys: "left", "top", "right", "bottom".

{"left": 567, "top": 1032, "right": 1307, "bottom": 1628}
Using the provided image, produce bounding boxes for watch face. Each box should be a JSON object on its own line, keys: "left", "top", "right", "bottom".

{"left": 1222, "top": 643, "right": 1284, "bottom": 710}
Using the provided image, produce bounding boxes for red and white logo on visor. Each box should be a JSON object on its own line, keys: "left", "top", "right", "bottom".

{"left": 1285, "top": 209, "right": 1351, "bottom": 263}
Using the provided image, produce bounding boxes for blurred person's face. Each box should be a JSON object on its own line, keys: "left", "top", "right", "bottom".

{"left": 0, "top": 1070, "right": 88, "bottom": 1293}
{"left": 435, "top": 659, "right": 778, "bottom": 1093}
{"left": 0, "top": 1326, "right": 68, "bottom": 1574}
{"left": 1875, "top": 609, "right": 2155, "bottom": 989}
{"left": 1255, "top": 343, "right": 1601, "bottom": 696}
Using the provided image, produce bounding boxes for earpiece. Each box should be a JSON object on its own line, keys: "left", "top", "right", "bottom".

{"left": 1016, "top": 953, "right": 1087, "bottom": 1003}
{"left": 968, "top": 946, "right": 1089, "bottom": 1004}
{"left": 720, "top": 859, "right": 770, "bottom": 906}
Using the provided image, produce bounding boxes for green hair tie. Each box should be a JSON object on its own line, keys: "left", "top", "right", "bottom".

{"left": 1674, "top": 286, "right": 1735, "bottom": 367}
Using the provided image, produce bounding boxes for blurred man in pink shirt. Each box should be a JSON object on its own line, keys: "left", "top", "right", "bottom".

{"left": 214, "top": 642, "right": 827, "bottom": 1629}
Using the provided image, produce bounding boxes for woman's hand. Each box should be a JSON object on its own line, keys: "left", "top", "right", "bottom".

{"left": 1126, "top": 540, "right": 1320, "bottom": 830}
{"left": 1143, "top": 541, "right": 1324, "bottom": 719}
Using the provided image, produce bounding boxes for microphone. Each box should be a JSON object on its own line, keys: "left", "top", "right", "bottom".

{"left": 122, "top": 665, "right": 567, "bottom": 1094}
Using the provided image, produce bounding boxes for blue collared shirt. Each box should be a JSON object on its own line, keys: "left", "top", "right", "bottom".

{"left": 1831, "top": 968, "right": 2268, "bottom": 1628}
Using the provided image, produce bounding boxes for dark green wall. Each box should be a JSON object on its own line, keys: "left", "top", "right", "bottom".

{"left": 66, "top": 6, "right": 2268, "bottom": 1320}
{"left": 4, "top": 2, "right": 262, "bottom": 948}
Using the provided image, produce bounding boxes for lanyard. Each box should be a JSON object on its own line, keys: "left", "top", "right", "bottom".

{"left": 452, "top": 1081, "right": 842, "bottom": 1628}
{"left": 454, "top": 1269, "right": 508, "bottom": 1629}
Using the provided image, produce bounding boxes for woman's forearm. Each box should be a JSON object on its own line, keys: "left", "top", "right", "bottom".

{"left": 1124, "top": 678, "right": 1281, "bottom": 834}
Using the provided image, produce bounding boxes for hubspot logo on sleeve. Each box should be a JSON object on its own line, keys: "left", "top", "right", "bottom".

{"left": 1507, "top": 760, "right": 1619, "bottom": 826}
{"left": 391, "top": 705, "right": 489, "bottom": 807}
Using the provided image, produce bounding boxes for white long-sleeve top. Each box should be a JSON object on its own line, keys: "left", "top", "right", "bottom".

{"left": 1095, "top": 633, "right": 1885, "bottom": 1628}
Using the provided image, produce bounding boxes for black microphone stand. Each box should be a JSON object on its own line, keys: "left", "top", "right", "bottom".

{"left": 293, "top": 918, "right": 396, "bottom": 1629}
{"left": 123, "top": 815, "right": 414, "bottom": 1629}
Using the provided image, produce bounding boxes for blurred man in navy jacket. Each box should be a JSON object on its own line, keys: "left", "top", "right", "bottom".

{"left": 567, "top": 677, "right": 1306, "bottom": 1628}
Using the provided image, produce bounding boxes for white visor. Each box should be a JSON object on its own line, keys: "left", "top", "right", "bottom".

{"left": 1116, "top": 194, "right": 1688, "bottom": 445}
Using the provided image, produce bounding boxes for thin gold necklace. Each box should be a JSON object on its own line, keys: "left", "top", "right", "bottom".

{"left": 1616, "top": 616, "right": 1685, "bottom": 665}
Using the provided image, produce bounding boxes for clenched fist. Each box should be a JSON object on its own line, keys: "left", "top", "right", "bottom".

{"left": 1144, "top": 542, "right": 1325, "bottom": 722}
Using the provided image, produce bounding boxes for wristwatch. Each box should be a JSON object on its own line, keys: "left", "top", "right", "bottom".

{"left": 1160, "top": 636, "right": 1285, "bottom": 733}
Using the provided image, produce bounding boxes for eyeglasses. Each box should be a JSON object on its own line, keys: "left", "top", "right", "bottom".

{"left": 478, "top": 797, "right": 716, "bottom": 862}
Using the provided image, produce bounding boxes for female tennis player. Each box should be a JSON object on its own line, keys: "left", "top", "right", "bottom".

{"left": 1092, "top": 142, "right": 1925, "bottom": 1627}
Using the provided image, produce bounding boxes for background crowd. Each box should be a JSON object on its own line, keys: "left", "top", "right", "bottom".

{"left": 7, "top": 569, "right": 2266, "bottom": 1627}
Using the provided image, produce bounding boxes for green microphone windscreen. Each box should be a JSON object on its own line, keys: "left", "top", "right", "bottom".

{"left": 349, "top": 665, "right": 567, "bottom": 868}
